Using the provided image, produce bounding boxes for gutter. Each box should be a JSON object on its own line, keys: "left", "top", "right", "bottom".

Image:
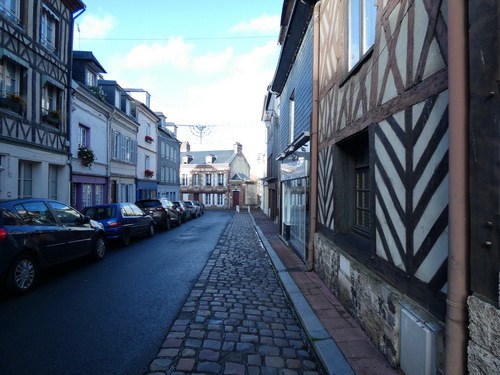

{"left": 305, "top": 0, "right": 321, "bottom": 271}
{"left": 445, "top": 0, "right": 469, "bottom": 373}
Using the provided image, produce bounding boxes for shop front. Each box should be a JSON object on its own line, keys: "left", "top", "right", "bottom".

{"left": 280, "top": 142, "right": 310, "bottom": 260}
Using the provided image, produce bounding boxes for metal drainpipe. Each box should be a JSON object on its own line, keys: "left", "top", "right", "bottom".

{"left": 305, "top": 0, "right": 321, "bottom": 271}
{"left": 445, "top": 0, "right": 469, "bottom": 373}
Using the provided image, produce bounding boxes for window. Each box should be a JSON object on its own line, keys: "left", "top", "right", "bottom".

{"left": 1, "top": 0, "right": 20, "bottom": 24}
{"left": 78, "top": 125, "right": 89, "bottom": 147}
{"left": 48, "top": 165, "right": 58, "bottom": 200}
{"left": 16, "top": 201, "right": 56, "bottom": 225}
{"left": 40, "top": 6, "right": 58, "bottom": 53}
{"left": 349, "top": 0, "right": 377, "bottom": 69}
{"left": 42, "top": 83, "right": 61, "bottom": 126}
{"left": 205, "top": 173, "right": 212, "bottom": 186}
{"left": 181, "top": 174, "right": 189, "bottom": 186}
{"left": 145, "top": 155, "right": 150, "bottom": 171}
{"left": 217, "top": 173, "right": 224, "bottom": 186}
{"left": 354, "top": 145, "right": 370, "bottom": 234}
{"left": 146, "top": 123, "right": 151, "bottom": 136}
{"left": 49, "top": 201, "right": 82, "bottom": 225}
{"left": 18, "top": 161, "right": 33, "bottom": 198}
{"left": 95, "top": 185, "right": 104, "bottom": 205}
{"left": 0, "top": 58, "right": 20, "bottom": 96}
{"left": 85, "top": 69, "right": 97, "bottom": 87}
{"left": 335, "top": 131, "right": 370, "bottom": 238}
{"left": 217, "top": 194, "right": 224, "bottom": 206}
{"left": 289, "top": 91, "right": 295, "bottom": 144}
{"left": 112, "top": 130, "right": 137, "bottom": 163}
{"left": 193, "top": 174, "right": 199, "bottom": 186}
{"left": 82, "top": 184, "right": 92, "bottom": 207}
{"left": 206, "top": 194, "right": 213, "bottom": 205}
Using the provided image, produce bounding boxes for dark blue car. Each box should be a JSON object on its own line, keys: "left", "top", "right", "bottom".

{"left": 0, "top": 198, "right": 106, "bottom": 295}
{"left": 82, "top": 203, "right": 154, "bottom": 247}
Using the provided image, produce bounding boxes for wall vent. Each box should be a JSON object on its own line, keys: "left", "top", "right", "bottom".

{"left": 400, "top": 306, "right": 436, "bottom": 375}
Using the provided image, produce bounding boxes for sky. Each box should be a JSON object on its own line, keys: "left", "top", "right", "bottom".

{"left": 74, "top": 0, "right": 284, "bottom": 177}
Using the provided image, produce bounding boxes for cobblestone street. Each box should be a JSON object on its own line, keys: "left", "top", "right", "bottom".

{"left": 145, "top": 213, "right": 323, "bottom": 374}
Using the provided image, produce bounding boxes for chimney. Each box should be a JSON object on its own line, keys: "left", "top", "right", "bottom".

{"left": 181, "top": 141, "right": 190, "bottom": 152}
{"left": 234, "top": 142, "right": 242, "bottom": 154}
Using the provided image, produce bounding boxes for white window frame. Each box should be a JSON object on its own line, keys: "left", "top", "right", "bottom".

{"left": 48, "top": 165, "right": 58, "bottom": 200}
{"left": 348, "top": 0, "right": 377, "bottom": 69}
{"left": 40, "top": 6, "right": 58, "bottom": 53}
{"left": 42, "top": 83, "right": 60, "bottom": 115}
{"left": 78, "top": 125, "right": 89, "bottom": 147}
{"left": 18, "top": 161, "right": 33, "bottom": 198}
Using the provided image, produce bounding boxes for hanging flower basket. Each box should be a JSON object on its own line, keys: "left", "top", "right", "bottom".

{"left": 145, "top": 135, "right": 154, "bottom": 143}
{"left": 78, "top": 146, "right": 96, "bottom": 168}
{"left": 145, "top": 169, "right": 154, "bottom": 177}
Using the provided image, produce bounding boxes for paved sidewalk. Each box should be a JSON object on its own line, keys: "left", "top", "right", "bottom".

{"left": 250, "top": 209, "right": 402, "bottom": 375}
{"left": 145, "top": 212, "right": 334, "bottom": 374}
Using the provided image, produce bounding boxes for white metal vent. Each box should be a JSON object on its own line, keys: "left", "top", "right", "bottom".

{"left": 400, "top": 307, "right": 436, "bottom": 375}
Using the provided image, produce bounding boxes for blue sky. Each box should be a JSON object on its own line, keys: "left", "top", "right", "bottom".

{"left": 74, "top": 1, "right": 283, "bottom": 175}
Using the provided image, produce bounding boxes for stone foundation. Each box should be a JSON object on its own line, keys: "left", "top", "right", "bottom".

{"left": 314, "top": 233, "right": 445, "bottom": 372}
{"left": 468, "top": 295, "right": 500, "bottom": 374}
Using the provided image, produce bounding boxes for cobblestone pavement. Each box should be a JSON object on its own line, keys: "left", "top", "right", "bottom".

{"left": 145, "top": 213, "right": 323, "bottom": 375}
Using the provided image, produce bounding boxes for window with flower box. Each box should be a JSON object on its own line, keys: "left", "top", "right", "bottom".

{"left": 1, "top": 0, "right": 21, "bottom": 25}
{"left": 0, "top": 57, "right": 25, "bottom": 114}
{"left": 42, "top": 82, "right": 61, "bottom": 127}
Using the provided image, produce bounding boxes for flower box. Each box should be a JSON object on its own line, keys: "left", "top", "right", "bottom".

{"left": 145, "top": 135, "right": 154, "bottom": 143}
{"left": 0, "top": 96, "right": 23, "bottom": 114}
{"left": 145, "top": 169, "right": 154, "bottom": 177}
{"left": 78, "top": 146, "right": 96, "bottom": 168}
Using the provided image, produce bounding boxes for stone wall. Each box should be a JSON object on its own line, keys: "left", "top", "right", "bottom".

{"left": 314, "top": 233, "right": 445, "bottom": 371}
{"left": 468, "top": 295, "right": 500, "bottom": 374}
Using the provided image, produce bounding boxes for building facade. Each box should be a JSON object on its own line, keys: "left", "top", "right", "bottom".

{"left": 267, "top": 0, "right": 500, "bottom": 373}
{"left": 0, "top": 0, "right": 85, "bottom": 202}
{"left": 156, "top": 113, "right": 180, "bottom": 201}
{"left": 180, "top": 142, "right": 252, "bottom": 209}
{"left": 70, "top": 51, "right": 110, "bottom": 211}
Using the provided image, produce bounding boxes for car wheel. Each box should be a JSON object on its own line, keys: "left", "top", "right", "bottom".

{"left": 146, "top": 223, "right": 155, "bottom": 237}
{"left": 164, "top": 217, "right": 171, "bottom": 231}
{"left": 8, "top": 254, "right": 37, "bottom": 295}
{"left": 93, "top": 236, "right": 106, "bottom": 260}
{"left": 120, "top": 230, "right": 131, "bottom": 247}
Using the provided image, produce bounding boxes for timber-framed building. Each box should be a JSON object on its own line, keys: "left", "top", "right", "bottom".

{"left": 0, "top": 0, "right": 85, "bottom": 201}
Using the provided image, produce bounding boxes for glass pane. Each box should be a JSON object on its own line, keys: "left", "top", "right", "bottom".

{"left": 364, "top": 0, "right": 377, "bottom": 49}
{"left": 49, "top": 201, "right": 82, "bottom": 224}
{"left": 350, "top": 0, "right": 361, "bottom": 68}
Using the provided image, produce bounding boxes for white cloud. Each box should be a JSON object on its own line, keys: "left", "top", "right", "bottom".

{"left": 76, "top": 14, "right": 116, "bottom": 39}
{"left": 229, "top": 14, "right": 280, "bottom": 34}
{"left": 192, "top": 48, "right": 234, "bottom": 74}
{"left": 117, "top": 37, "right": 195, "bottom": 70}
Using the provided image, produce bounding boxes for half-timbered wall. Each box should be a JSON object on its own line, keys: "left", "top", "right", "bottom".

{"left": 314, "top": 0, "right": 449, "bottom": 368}
{"left": 0, "top": 0, "right": 82, "bottom": 201}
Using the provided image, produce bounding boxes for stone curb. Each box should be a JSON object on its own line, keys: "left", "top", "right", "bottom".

{"left": 250, "top": 214, "right": 355, "bottom": 375}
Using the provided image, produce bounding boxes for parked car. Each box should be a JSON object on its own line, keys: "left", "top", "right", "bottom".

{"left": 173, "top": 201, "right": 192, "bottom": 223}
{"left": 135, "top": 198, "right": 182, "bottom": 230}
{"left": 0, "top": 198, "right": 106, "bottom": 295}
{"left": 193, "top": 201, "right": 204, "bottom": 215}
{"left": 183, "top": 200, "right": 200, "bottom": 218}
{"left": 81, "top": 203, "right": 154, "bottom": 246}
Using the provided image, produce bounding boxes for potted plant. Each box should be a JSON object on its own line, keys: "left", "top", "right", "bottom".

{"left": 78, "top": 145, "right": 96, "bottom": 168}
{"left": 145, "top": 169, "right": 154, "bottom": 177}
{"left": 0, "top": 94, "right": 24, "bottom": 114}
{"left": 145, "top": 135, "right": 154, "bottom": 143}
{"left": 43, "top": 110, "right": 61, "bottom": 126}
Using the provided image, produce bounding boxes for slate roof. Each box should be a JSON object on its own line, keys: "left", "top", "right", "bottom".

{"left": 180, "top": 150, "right": 237, "bottom": 165}
{"left": 230, "top": 173, "right": 251, "bottom": 181}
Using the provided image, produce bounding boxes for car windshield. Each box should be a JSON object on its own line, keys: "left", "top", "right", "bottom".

{"left": 83, "top": 206, "right": 116, "bottom": 220}
{"left": 136, "top": 201, "right": 160, "bottom": 208}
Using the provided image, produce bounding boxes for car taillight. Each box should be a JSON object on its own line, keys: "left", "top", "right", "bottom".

{"left": 0, "top": 228, "right": 7, "bottom": 242}
{"left": 156, "top": 207, "right": 165, "bottom": 211}
{"left": 107, "top": 221, "right": 122, "bottom": 228}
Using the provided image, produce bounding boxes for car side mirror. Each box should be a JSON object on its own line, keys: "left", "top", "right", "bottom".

{"left": 82, "top": 215, "right": 91, "bottom": 224}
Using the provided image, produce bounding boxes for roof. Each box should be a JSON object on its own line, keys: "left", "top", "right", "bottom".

{"left": 73, "top": 51, "right": 106, "bottom": 73}
{"left": 230, "top": 173, "right": 251, "bottom": 181}
{"left": 180, "top": 150, "right": 237, "bottom": 165}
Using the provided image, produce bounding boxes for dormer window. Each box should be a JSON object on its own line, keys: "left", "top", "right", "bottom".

{"left": 182, "top": 155, "right": 193, "bottom": 164}
{"left": 206, "top": 154, "right": 216, "bottom": 164}
{"left": 114, "top": 89, "right": 120, "bottom": 108}
{"left": 85, "top": 69, "right": 97, "bottom": 87}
